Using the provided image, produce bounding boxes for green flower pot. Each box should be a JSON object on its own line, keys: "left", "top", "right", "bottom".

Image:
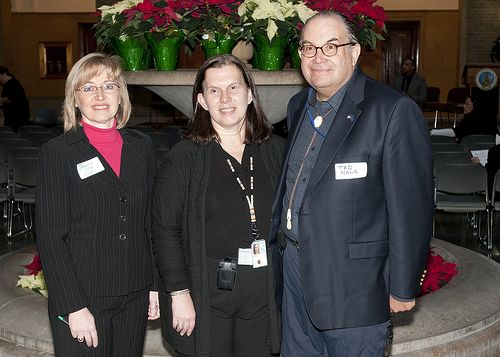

{"left": 253, "top": 34, "right": 291, "bottom": 71}
{"left": 201, "top": 34, "right": 237, "bottom": 60}
{"left": 145, "top": 33, "right": 184, "bottom": 71}
{"left": 110, "top": 37, "right": 151, "bottom": 71}
{"left": 289, "top": 41, "right": 301, "bottom": 69}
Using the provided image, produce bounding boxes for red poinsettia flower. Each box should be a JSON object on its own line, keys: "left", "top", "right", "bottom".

{"left": 23, "top": 254, "right": 42, "bottom": 276}
{"left": 124, "top": 0, "right": 179, "bottom": 27}
{"left": 305, "top": 0, "right": 350, "bottom": 14}
{"left": 418, "top": 247, "right": 458, "bottom": 297}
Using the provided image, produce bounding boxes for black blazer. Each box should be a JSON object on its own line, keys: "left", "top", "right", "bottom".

{"left": 269, "top": 69, "right": 434, "bottom": 330}
{"left": 36, "top": 126, "right": 157, "bottom": 316}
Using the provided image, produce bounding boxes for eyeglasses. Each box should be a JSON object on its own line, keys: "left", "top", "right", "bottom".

{"left": 299, "top": 43, "right": 353, "bottom": 58}
{"left": 76, "top": 83, "right": 120, "bottom": 96}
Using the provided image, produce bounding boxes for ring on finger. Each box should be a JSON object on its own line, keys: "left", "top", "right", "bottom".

{"left": 77, "top": 337, "right": 84, "bottom": 343}
{"left": 177, "top": 323, "right": 184, "bottom": 329}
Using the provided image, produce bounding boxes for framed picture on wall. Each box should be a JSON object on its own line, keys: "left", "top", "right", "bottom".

{"left": 39, "top": 42, "right": 73, "bottom": 79}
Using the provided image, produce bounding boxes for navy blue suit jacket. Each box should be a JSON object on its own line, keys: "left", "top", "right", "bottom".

{"left": 269, "top": 69, "right": 434, "bottom": 330}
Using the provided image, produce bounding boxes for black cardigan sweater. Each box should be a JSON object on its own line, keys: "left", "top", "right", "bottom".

{"left": 151, "top": 136, "right": 285, "bottom": 356}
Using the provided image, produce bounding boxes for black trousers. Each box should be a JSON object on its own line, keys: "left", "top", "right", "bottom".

{"left": 48, "top": 288, "right": 149, "bottom": 357}
{"left": 207, "top": 257, "right": 273, "bottom": 357}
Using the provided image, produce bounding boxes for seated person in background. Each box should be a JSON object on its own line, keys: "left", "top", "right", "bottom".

{"left": 471, "top": 114, "right": 500, "bottom": 191}
{"left": 431, "top": 95, "right": 496, "bottom": 142}
{"left": 393, "top": 58, "right": 427, "bottom": 106}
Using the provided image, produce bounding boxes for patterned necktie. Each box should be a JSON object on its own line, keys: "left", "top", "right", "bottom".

{"left": 402, "top": 76, "right": 409, "bottom": 93}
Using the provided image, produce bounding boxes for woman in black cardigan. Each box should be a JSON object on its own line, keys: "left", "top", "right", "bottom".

{"left": 152, "top": 54, "right": 284, "bottom": 356}
{"left": 37, "top": 53, "right": 159, "bottom": 356}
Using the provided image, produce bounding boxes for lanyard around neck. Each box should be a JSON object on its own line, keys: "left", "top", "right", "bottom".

{"left": 225, "top": 150, "right": 260, "bottom": 240}
{"left": 306, "top": 87, "right": 330, "bottom": 138}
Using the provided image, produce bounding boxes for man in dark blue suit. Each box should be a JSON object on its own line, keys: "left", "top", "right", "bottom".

{"left": 269, "top": 11, "right": 434, "bottom": 356}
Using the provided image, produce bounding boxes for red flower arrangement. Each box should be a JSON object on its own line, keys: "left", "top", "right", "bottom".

{"left": 122, "top": 0, "right": 181, "bottom": 29}
{"left": 418, "top": 247, "right": 458, "bottom": 297}
{"left": 16, "top": 254, "right": 48, "bottom": 298}
{"left": 304, "top": 0, "right": 387, "bottom": 48}
{"left": 180, "top": 0, "right": 242, "bottom": 50}
{"left": 22, "top": 253, "right": 42, "bottom": 276}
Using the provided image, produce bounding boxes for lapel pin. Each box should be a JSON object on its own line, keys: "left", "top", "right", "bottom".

{"left": 347, "top": 115, "right": 354, "bottom": 122}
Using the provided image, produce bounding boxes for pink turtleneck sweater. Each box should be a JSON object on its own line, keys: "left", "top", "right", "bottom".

{"left": 82, "top": 119, "right": 123, "bottom": 177}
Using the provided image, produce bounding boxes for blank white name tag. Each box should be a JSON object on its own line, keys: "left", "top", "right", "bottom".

{"left": 77, "top": 157, "right": 105, "bottom": 180}
{"left": 335, "top": 162, "right": 367, "bottom": 180}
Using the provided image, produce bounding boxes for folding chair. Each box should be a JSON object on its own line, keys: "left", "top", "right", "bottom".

{"left": 18, "top": 125, "right": 49, "bottom": 139}
{"left": 0, "top": 161, "right": 10, "bottom": 221}
{"left": 8, "top": 157, "right": 38, "bottom": 238}
{"left": 433, "top": 152, "right": 472, "bottom": 178}
{"left": 434, "top": 164, "right": 489, "bottom": 248}
{"left": 33, "top": 109, "right": 59, "bottom": 127}
{"left": 460, "top": 135, "right": 495, "bottom": 153}
{"left": 430, "top": 135, "right": 455, "bottom": 144}
{"left": 146, "top": 132, "right": 171, "bottom": 149}
{"left": 488, "top": 170, "right": 500, "bottom": 250}
{"left": 431, "top": 143, "right": 464, "bottom": 153}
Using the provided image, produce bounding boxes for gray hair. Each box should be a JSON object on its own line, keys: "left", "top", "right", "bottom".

{"left": 300, "top": 10, "right": 358, "bottom": 46}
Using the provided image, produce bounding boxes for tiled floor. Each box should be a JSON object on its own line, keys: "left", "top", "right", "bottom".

{"left": 1, "top": 205, "right": 499, "bottom": 264}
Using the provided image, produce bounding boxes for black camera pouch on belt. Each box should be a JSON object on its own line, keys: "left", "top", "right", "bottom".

{"left": 217, "top": 257, "right": 237, "bottom": 291}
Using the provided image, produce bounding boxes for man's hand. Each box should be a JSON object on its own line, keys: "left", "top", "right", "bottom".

{"left": 390, "top": 295, "right": 415, "bottom": 313}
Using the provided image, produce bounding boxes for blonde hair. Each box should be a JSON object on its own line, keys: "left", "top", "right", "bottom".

{"left": 63, "top": 52, "right": 131, "bottom": 132}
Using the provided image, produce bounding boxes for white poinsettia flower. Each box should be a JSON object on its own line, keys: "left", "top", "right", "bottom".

{"left": 295, "top": 4, "right": 316, "bottom": 23}
{"left": 266, "top": 18, "right": 279, "bottom": 41}
{"left": 98, "top": 0, "right": 144, "bottom": 23}
{"left": 237, "top": 2, "right": 248, "bottom": 17}
{"left": 16, "top": 275, "right": 36, "bottom": 289}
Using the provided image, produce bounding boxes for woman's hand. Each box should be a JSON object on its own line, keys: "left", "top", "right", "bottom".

{"left": 471, "top": 157, "right": 480, "bottom": 164}
{"left": 148, "top": 291, "right": 160, "bottom": 320}
{"left": 171, "top": 293, "right": 196, "bottom": 336}
{"left": 68, "top": 307, "right": 98, "bottom": 347}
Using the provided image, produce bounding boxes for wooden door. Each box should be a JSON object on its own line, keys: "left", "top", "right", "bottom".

{"left": 79, "top": 23, "right": 98, "bottom": 58}
{"left": 382, "top": 22, "right": 420, "bottom": 87}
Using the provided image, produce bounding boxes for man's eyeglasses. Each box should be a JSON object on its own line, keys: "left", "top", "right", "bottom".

{"left": 299, "top": 43, "right": 354, "bottom": 58}
{"left": 76, "top": 83, "right": 120, "bottom": 96}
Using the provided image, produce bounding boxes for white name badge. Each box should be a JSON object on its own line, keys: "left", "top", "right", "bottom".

{"left": 238, "top": 248, "right": 253, "bottom": 266}
{"left": 77, "top": 157, "right": 105, "bottom": 180}
{"left": 335, "top": 162, "right": 367, "bottom": 180}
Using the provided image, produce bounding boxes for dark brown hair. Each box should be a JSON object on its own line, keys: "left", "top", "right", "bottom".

{"left": 183, "top": 54, "right": 273, "bottom": 145}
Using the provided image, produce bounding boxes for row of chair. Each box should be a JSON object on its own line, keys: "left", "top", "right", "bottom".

{"left": 423, "top": 87, "right": 468, "bottom": 128}
{"left": 0, "top": 125, "right": 59, "bottom": 238}
{"left": 0, "top": 125, "right": 61, "bottom": 162}
{"left": 431, "top": 134, "right": 496, "bottom": 155}
{"left": 0, "top": 147, "right": 39, "bottom": 238}
{"left": 128, "top": 125, "right": 185, "bottom": 150}
{"left": 0, "top": 124, "right": 184, "bottom": 238}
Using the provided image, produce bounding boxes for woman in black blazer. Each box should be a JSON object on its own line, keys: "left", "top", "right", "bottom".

{"left": 36, "top": 52, "right": 159, "bottom": 356}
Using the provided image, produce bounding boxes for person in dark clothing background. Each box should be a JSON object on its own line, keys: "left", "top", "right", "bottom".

{"left": 0, "top": 66, "right": 30, "bottom": 132}
{"left": 431, "top": 95, "right": 496, "bottom": 142}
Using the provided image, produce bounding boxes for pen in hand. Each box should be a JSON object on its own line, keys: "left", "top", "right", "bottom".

{"left": 58, "top": 315, "right": 69, "bottom": 326}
